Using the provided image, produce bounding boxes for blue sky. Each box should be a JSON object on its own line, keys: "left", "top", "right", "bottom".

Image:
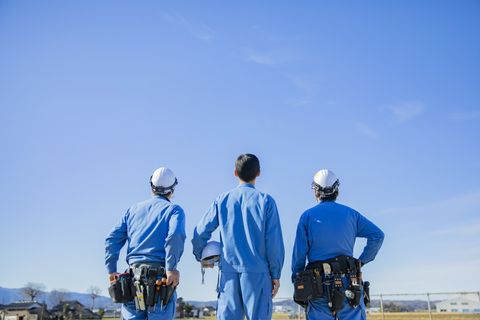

{"left": 0, "top": 1, "right": 479, "bottom": 301}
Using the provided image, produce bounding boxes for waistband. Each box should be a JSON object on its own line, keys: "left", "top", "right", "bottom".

{"left": 130, "top": 262, "right": 165, "bottom": 268}
{"left": 129, "top": 262, "right": 166, "bottom": 279}
{"left": 307, "top": 256, "right": 360, "bottom": 274}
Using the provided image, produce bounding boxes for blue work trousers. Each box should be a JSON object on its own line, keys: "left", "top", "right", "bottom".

{"left": 121, "top": 292, "right": 177, "bottom": 320}
{"left": 306, "top": 277, "right": 366, "bottom": 320}
{"left": 217, "top": 271, "right": 272, "bottom": 320}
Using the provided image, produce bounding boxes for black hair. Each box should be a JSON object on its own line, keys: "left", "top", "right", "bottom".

{"left": 315, "top": 189, "right": 339, "bottom": 202}
{"left": 152, "top": 190, "right": 172, "bottom": 200}
{"left": 235, "top": 154, "right": 260, "bottom": 182}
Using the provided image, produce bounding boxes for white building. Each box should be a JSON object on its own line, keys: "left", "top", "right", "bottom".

{"left": 436, "top": 297, "right": 480, "bottom": 313}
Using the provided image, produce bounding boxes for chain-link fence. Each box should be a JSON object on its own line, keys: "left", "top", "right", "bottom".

{"left": 370, "top": 291, "right": 480, "bottom": 320}
{"left": 272, "top": 291, "right": 480, "bottom": 320}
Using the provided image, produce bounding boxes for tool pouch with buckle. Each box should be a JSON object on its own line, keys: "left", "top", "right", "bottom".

{"left": 331, "top": 288, "right": 345, "bottom": 312}
{"left": 346, "top": 259, "right": 362, "bottom": 308}
{"left": 293, "top": 268, "right": 324, "bottom": 307}
{"left": 159, "top": 280, "right": 176, "bottom": 307}
{"left": 330, "top": 262, "right": 346, "bottom": 313}
{"left": 109, "top": 272, "right": 135, "bottom": 303}
{"left": 346, "top": 285, "right": 362, "bottom": 308}
{"left": 293, "top": 270, "right": 315, "bottom": 306}
{"left": 144, "top": 268, "right": 159, "bottom": 308}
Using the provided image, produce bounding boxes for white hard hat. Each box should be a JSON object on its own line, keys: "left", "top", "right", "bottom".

{"left": 201, "top": 241, "right": 222, "bottom": 261}
{"left": 312, "top": 169, "right": 339, "bottom": 194}
{"left": 200, "top": 241, "right": 222, "bottom": 284}
{"left": 150, "top": 167, "right": 178, "bottom": 194}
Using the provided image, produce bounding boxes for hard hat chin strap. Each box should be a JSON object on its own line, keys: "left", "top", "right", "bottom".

{"left": 311, "top": 180, "right": 340, "bottom": 195}
{"left": 200, "top": 256, "right": 220, "bottom": 285}
{"left": 150, "top": 177, "right": 178, "bottom": 195}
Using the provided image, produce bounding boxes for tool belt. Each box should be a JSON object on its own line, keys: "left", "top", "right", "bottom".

{"left": 294, "top": 256, "right": 368, "bottom": 314}
{"left": 108, "top": 263, "right": 176, "bottom": 311}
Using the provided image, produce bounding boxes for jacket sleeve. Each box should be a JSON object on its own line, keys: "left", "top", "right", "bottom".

{"left": 265, "top": 196, "right": 285, "bottom": 280}
{"left": 357, "top": 212, "right": 385, "bottom": 264}
{"left": 291, "top": 213, "right": 308, "bottom": 282}
{"left": 105, "top": 211, "right": 129, "bottom": 273}
{"left": 165, "top": 205, "right": 187, "bottom": 271}
{"left": 191, "top": 200, "right": 219, "bottom": 261}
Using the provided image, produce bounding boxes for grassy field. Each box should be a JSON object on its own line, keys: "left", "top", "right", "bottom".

{"left": 367, "top": 313, "right": 480, "bottom": 320}
{"left": 106, "top": 312, "right": 480, "bottom": 320}
{"left": 179, "top": 312, "right": 480, "bottom": 319}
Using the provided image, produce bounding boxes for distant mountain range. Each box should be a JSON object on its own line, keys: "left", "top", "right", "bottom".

{"left": 0, "top": 287, "right": 118, "bottom": 310}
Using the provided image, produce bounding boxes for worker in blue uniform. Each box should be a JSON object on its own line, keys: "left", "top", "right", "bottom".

{"left": 292, "top": 169, "right": 384, "bottom": 320}
{"left": 192, "top": 154, "right": 285, "bottom": 320}
{"left": 105, "top": 167, "right": 186, "bottom": 320}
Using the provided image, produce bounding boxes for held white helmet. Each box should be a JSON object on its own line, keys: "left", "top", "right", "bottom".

{"left": 312, "top": 169, "right": 340, "bottom": 195}
{"left": 201, "top": 241, "right": 222, "bottom": 263}
{"left": 200, "top": 241, "right": 222, "bottom": 284}
{"left": 150, "top": 167, "right": 178, "bottom": 195}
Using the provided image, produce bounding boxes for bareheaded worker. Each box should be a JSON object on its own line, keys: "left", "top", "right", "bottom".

{"left": 105, "top": 167, "right": 186, "bottom": 320}
{"left": 292, "top": 169, "right": 384, "bottom": 320}
{"left": 192, "top": 154, "right": 285, "bottom": 320}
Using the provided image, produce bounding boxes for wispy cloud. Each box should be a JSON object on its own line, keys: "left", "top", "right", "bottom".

{"left": 372, "top": 191, "right": 480, "bottom": 293}
{"left": 160, "top": 12, "right": 215, "bottom": 41}
{"left": 286, "top": 98, "right": 312, "bottom": 107}
{"left": 432, "top": 222, "right": 480, "bottom": 236}
{"left": 388, "top": 101, "right": 425, "bottom": 122}
{"left": 242, "top": 48, "right": 313, "bottom": 106}
{"left": 450, "top": 110, "right": 480, "bottom": 121}
{"left": 242, "top": 47, "right": 297, "bottom": 67}
{"left": 356, "top": 122, "right": 378, "bottom": 139}
{"left": 245, "top": 51, "right": 275, "bottom": 65}
{"left": 378, "top": 190, "right": 480, "bottom": 217}
{"left": 285, "top": 75, "right": 316, "bottom": 107}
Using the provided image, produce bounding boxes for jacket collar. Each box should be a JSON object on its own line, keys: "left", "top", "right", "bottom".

{"left": 238, "top": 183, "right": 255, "bottom": 189}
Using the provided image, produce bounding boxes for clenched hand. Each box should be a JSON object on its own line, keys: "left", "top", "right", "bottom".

{"left": 166, "top": 270, "right": 180, "bottom": 287}
{"left": 272, "top": 279, "right": 280, "bottom": 298}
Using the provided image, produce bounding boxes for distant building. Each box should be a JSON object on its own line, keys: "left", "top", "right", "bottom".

{"left": 50, "top": 301, "right": 101, "bottom": 319}
{"left": 436, "top": 297, "right": 480, "bottom": 313}
{"left": 101, "top": 309, "right": 121, "bottom": 318}
{"left": 190, "top": 307, "right": 203, "bottom": 318}
{"left": 273, "top": 305, "right": 292, "bottom": 313}
{"left": 203, "top": 306, "right": 215, "bottom": 316}
{"left": 0, "top": 302, "right": 52, "bottom": 320}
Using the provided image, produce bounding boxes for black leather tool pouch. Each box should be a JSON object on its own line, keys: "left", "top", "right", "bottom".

{"left": 293, "top": 270, "right": 315, "bottom": 305}
{"left": 347, "top": 285, "right": 362, "bottom": 307}
{"left": 331, "top": 287, "right": 345, "bottom": 312}
{"left": 312, "top": 269, "right": 324, "bottom": 298}
{"left": 109, "top": 273, "right": 135, "bottom": 303}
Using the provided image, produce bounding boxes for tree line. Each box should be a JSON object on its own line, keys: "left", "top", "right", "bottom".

{"left": 21, "top": 282, "right": 102, "bottom": 309}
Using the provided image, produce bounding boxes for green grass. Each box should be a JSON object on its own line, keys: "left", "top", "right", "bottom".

{"left": 367, "top": 312, "right": 480, "bottom": 320}
{"left": 104, "top": 312, "right": 480, "bottom": 319}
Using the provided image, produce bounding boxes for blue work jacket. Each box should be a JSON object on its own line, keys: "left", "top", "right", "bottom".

{"left": 192, "top": 184, "right": 285, "bottom": 279}
{"left": 291, "top": 201, "right": 384, "bottom": 279}
{"left": 105, "top": 195, "right": 186, "bottom": 273}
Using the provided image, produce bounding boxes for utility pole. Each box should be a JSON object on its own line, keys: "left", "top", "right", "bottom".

{"left": 426, "top": 293, "right": 432, "bottom": 320}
